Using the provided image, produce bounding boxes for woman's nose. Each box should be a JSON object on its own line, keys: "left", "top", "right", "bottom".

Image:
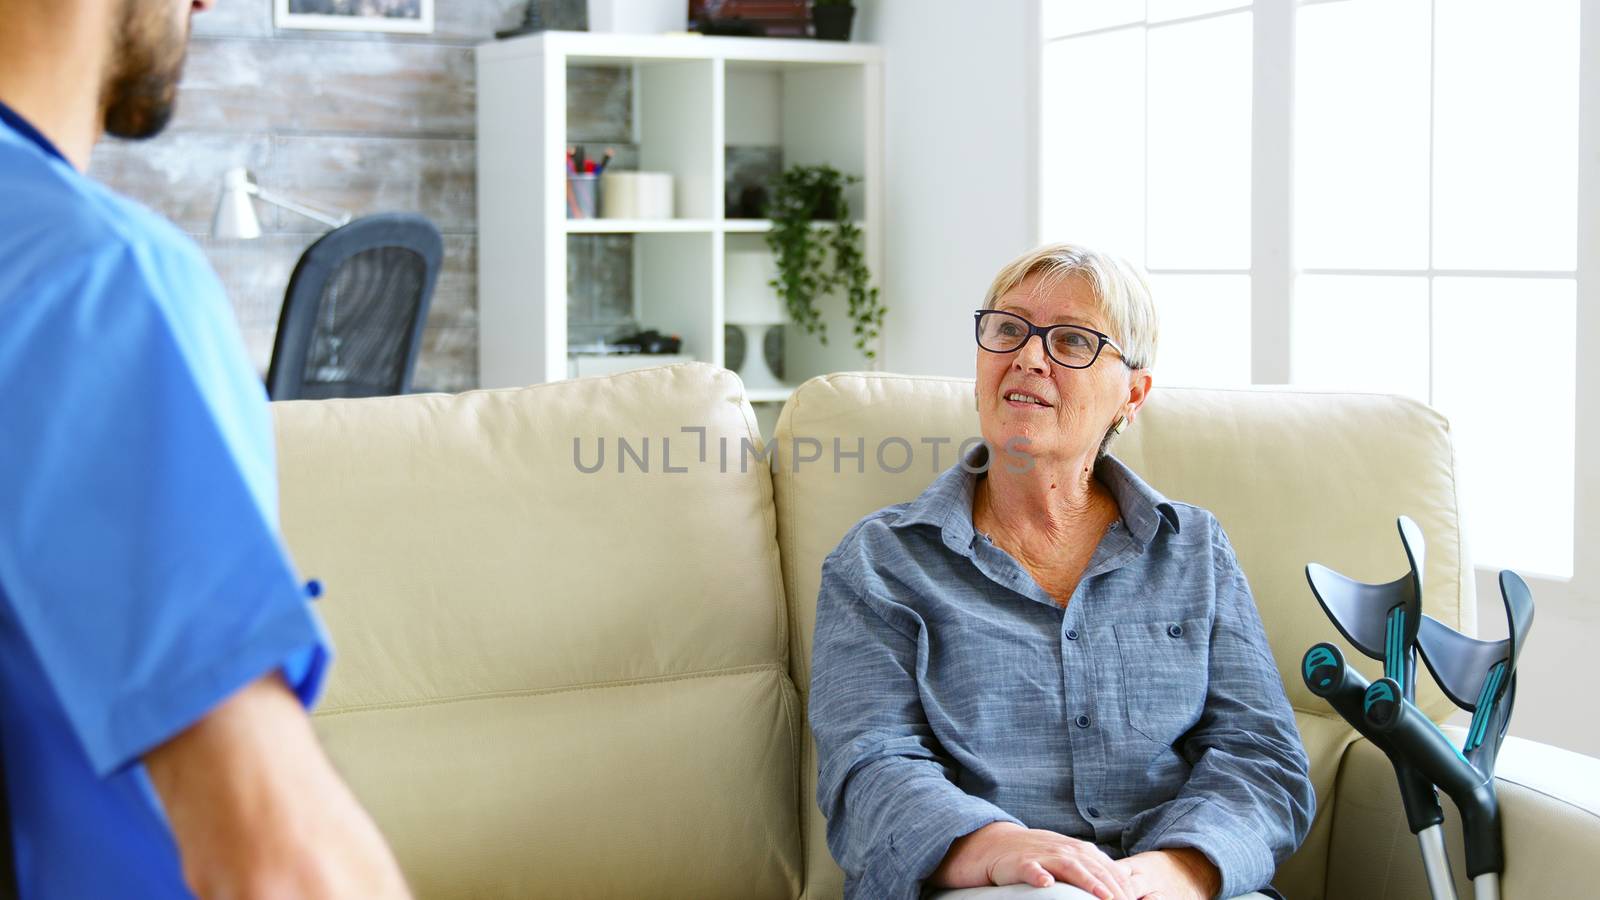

{"left": 1013, "top": 334, "right": 1052, "bottom": 373}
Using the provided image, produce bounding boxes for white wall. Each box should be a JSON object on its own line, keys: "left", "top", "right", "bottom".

{"left": 855, "top": 0, "right": 1038, "bottom": 377}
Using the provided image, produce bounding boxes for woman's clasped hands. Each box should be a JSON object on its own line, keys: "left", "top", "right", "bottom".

{"left": 929, "top": 822, "right": 1221, "bottom": 900}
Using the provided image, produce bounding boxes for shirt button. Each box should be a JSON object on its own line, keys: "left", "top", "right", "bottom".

{"left": 1167, "top": 623, "right": 1184, "bottom": 638}
{"left": 1086, "top": 806, "right": 1102, "bottom": 818}
{"left": 1075, "top": 714, "right": 1090, "bottom": 728}
{"left": 1066, "top": 628, "right": 1080, "bottom": 641}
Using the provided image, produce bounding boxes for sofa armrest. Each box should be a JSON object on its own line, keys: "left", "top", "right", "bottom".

{"left": 1324, "top": 725, "right": 1600, "bottom": 899}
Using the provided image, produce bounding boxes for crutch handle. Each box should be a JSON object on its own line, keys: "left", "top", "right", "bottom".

{"left": 1302, "top": 644, "right": 1444, "bottom": 834}
{"left": 1363, "top": 677, "right": 1504, "bottom": 879}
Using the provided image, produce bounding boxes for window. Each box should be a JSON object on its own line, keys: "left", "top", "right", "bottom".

{"left": 1038, "top": 0, "right": 1586, "bottom": 577}
{"left": 1040, "top": 3, "right": 1254, "bottom": 389}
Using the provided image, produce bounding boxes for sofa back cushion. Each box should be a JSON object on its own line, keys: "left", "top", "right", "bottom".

{"left": 274, "top": 364, "right": 801, "bottom": 899}
{"left": 773, "top": 374, "right": 1472, "bottom": 900}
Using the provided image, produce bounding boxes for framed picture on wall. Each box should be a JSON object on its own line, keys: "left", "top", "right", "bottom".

{"left": 274, "top": 0, "right": 435, "bottom": 34}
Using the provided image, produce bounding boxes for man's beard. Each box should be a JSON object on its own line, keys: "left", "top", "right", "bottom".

{"left": 102, "top": 0, "right": 190, "bottom": 140}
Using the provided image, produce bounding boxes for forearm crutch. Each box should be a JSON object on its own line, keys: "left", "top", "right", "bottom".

{"left": 1361, "top": 570, "right": 1534, "bottom": 900}
{"left": 1301, "top": 517, "right": 1456, "bottom": 900}
{"left": 1301, "top": 518, "right": 1535, "bottom": 900}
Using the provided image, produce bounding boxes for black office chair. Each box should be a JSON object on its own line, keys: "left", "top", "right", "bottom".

{"left": 267, "top": 213, "right": 444, "bottom": 400}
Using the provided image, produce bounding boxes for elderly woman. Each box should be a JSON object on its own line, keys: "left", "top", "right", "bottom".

{"left": 809, "top": 244, "right": 1314, "bottom": 900}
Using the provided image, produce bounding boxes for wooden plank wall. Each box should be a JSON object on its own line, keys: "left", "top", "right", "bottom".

{"left": 87, "top": 0, "right": 598, "bottom": 394}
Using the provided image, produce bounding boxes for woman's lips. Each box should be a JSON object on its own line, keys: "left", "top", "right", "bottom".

{"left": 1003, "top": 391, "right": 1053, "bottom": 409}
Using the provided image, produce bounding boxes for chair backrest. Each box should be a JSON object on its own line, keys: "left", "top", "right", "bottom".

{"left": 772, "top": 373, "right": 1474, "bottom": 900}
{"left": 267, "top": 213, "right": 443, "bottom": 401}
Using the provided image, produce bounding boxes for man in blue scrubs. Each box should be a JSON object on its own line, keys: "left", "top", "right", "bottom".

{"left": 0, "top": 1, "right": 411, "bottom": 897}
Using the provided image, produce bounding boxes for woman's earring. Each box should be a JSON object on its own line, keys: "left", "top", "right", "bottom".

{"left": 1113, "top": 417, "right": 1129, "bottom": 435}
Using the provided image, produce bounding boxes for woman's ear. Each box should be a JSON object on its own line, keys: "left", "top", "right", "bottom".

{"left": 1125, "top": 369, "right": 1153, "bottom": 420}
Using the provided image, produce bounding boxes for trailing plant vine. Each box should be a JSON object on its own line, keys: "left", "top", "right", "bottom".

{"left": 764, "top": 164, "right": 885, "bottom": 359}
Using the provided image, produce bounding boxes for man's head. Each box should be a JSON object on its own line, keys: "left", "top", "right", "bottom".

{"left": 101, "top": 0, "right": 207, "bottom": 139}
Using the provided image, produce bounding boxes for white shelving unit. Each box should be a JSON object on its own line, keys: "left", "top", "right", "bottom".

{"left": 476, "top": 31, "right": 884, "bottom": 401}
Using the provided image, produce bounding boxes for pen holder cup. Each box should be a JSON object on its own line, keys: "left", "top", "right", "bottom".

{"left": 566, "top": 173, "right": 600, "bottom": 219}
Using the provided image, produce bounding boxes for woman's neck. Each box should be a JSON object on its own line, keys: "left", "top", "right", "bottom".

{"left": 974, "top": 451, "right": 1116, "bottom": 567}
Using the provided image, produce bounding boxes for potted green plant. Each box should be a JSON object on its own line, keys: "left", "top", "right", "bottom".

{"left": 812, "top": 0, "right": 855, "bottom": 41}
{"left": 764, "top": 164, "right": 884, "bottom": 360}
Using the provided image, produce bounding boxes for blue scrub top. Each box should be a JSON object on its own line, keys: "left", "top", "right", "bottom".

{"left": 0, "top": 101, "right": 331, "bottom": 898}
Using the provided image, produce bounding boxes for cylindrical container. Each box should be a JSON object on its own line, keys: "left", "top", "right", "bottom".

{"left": 600, "top": 171, "right": 675, "bottom": 219}
{"left": 566, "top": 173, "right": 599, "bottom": 219}
{"left": 587, "top": 0, "right": 686, "bottom": 34}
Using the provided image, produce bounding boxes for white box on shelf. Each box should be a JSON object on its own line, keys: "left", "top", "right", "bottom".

{"left": 586, "top": 0, "right": 686, "bottom": 34}
{"left": 601, "top": 172, "right": 675, "bottom": 219}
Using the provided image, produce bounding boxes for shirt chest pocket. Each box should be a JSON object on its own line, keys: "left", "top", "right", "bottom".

{"left": 1112, "top": 618, "right": 1209, "bottom": 745}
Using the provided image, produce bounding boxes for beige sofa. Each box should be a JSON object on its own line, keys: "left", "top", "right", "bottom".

{"left": 271, "top": 363, "right": 1600, "bottom": 899}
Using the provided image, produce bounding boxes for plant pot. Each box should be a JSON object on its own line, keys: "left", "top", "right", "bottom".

{"left": 812, "top": 4, "right": 854, "bottom": 41}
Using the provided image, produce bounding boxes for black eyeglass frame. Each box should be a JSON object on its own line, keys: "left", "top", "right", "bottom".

{"left": 973, "top": 309, "right": 1133, "bottom": 370}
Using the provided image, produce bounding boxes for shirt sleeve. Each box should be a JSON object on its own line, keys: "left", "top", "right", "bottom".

{"left": 0, "top": 236, "right": 330, "bottom": 778}
{"left": 809, "top": 540, "right": 1022, "bottom": 900}
{"left": 1122, "top": 524, "right": 1316, "bottom": 898}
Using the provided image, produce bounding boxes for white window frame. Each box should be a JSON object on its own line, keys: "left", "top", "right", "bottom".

{"left": 1032, "top": 0, "right": 1600, "bottom": 600}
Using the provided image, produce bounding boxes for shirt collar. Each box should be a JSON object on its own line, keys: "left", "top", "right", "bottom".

{"left": 891, "top": 443, "right": 1180, "bottom": 552}
{"left": 1096, "top": 453, "right": 1182, "bottom": 544}
{"left": 0, "top": 98, "right": 69, "bottom": 166}
{"left": 890, "top": 447, "right": 983, "bottom": 554}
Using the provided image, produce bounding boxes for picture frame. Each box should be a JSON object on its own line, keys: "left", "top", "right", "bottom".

{"left": 274, "top": 0, "right": 434, "bottom": 34}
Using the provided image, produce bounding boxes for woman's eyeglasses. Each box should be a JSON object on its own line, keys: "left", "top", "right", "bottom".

{"left": 973, "top": 310, "right": 1130, "bottom": 370}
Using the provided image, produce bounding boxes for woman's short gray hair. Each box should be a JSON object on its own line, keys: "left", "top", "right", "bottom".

{"left": 981, "top": 243, "right": 1158, "bottom": 371}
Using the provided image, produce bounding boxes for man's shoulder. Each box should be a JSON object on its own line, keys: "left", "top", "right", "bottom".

{"left": 0, "top": 137, "right": 208, "bottom": 294}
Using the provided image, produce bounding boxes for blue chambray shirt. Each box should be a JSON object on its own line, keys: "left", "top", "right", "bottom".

{"left": 810, "top": 448, "right": 1314, "bottom": 900}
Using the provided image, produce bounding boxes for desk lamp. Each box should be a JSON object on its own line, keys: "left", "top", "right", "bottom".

{"left": 211, "top": 167, "right": 352, "bottom": 239}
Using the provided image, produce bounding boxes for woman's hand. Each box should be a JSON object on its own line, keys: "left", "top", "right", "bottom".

{"left": 1115, "top": 848, "right": 1221, "bottom": 900}
{"left": 929, "top": 821, "right": 1138, "bottom": 900}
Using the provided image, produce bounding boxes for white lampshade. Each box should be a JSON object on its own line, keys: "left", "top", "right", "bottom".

{"left": 211, "top": 167, "right": 261, "bottom": 240}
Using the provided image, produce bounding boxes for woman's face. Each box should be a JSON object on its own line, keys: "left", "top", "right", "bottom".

{"left": 975, "top": 271, "right": 1140, "bottom": 467}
